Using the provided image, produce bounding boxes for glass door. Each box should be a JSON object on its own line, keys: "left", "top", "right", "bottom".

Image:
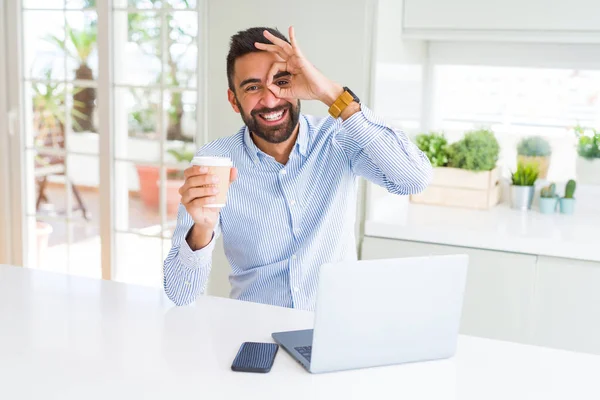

{"left": 111, "top": 0, "right": 202, "bottom": 286}
{"left": 11, "top": 0, "right": 204, "bottom": 286}
{"left": 21, "top": 0, "right": 101, "bottom": 278}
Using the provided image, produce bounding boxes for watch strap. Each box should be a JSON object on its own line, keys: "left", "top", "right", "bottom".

{"left": 328, "top": 87, "right": 358, "bottom": 118}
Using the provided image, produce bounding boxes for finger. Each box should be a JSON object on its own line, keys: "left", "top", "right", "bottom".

{"left": 230, "top": 167, "right": 238, "bottom": 183}
{"left": 266, "top": 61, "right": 288, "bottom": 87}
{"left": 181, "top": 186, "right": 219, "bottom": 205}
{"left": 184, "top": 165, "right": 208, "bottom": 179}
{"left": 188, "top": 173, "right": 219, "bottom": 188}
{"left": 288, "top": 26, "right": 304, "bottom": 57}
{"left": 179, "top": 174, "right": 219, "bottom": 195}
{"left": 263, "top": 30, "right": 293, "bottom": 55}
{"left": 189, "top": 196, "right": 218, "bottom": 208}
{"left": 254, "top": 42, "right": 288, "bottom": 60}
{"left": 268, "top": 83, "right": 293, "bottom": 100}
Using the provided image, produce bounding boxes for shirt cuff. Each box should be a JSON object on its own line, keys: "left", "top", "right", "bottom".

{"left": 177, "top": 227, "right": 216, "bottom": 271}
{"left": 340, "top": 104, "right": 390, "bottom": 148}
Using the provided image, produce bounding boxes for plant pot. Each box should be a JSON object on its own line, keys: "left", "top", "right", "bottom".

{"left": 410, "top": 167, "right": 501, "bottom": 209}
{"left": 576, "top": 157, "right": 600, "bottom": 186}
{"left": 166, "top": 179, "right": 184, "bottom": 216}
{"left": 135, "top": 165, "right": 179, "bottom": 210}
{"left": 511, "top": 185, "right": 535, "bottom": 210}
{"left": 135, "top": 165, "right": 160, "bottom": 209}
{"left": 538, "top": 197, "right": 557, "bottom": 214}
{"left": 559, "top": 198, "right": 576, "bottom": 215}
{"left": 518, "top": 155, "right": 550, "bottom": 179}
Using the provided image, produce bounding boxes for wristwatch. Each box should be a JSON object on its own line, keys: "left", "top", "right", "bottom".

{"left": 328, "top": 86, "right": 360, "bottom": 119}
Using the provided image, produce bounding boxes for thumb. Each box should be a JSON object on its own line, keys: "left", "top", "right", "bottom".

{"left": 229, "top": 167, "right": 238, "bottom": 183}
{"left": 268, "top": 84, "right": 294, "bottom": 101}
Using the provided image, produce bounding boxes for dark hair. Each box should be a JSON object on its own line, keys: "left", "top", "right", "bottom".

{"left": 226, "top": 27, "right": 290, "bottom": 92}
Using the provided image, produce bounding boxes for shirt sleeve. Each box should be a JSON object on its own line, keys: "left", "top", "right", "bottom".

{"left": 332, "top": 104, "right": 433, "bottom": 195}
{"left": 163, "top": 203, "right": 220, "bottom": 306}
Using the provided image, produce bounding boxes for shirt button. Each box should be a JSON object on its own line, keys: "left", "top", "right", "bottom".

{"left": 280, "top": 169, "right": 287, "bottom": 175}
{"left": 362, "top": 122, "right": 369, "bottom": 128}
{"left": 291, "top": 254, "right": 297, "bottom": 260}
{"left": 293, "top": 287, "right": 300, "bottom": 292}
{"left": 290, "top": 200, "right": 296, "bottom": 206}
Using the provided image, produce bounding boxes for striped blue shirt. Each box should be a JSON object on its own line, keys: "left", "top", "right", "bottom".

{"left": 163, "top": 105, "right": 432, "bottom": 310}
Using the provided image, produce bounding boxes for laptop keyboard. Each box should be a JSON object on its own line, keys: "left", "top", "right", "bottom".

{"left": 294, "top": 346, "right": 312, "bottom": 362}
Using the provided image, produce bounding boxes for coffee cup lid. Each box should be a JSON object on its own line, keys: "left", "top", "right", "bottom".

{"left": 191, "top": 156, "right": 232, "bottom": 167}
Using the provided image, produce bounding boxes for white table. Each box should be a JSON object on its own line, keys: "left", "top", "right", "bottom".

{"left": 1, "top": 265, "right": 600, "bottom": 400}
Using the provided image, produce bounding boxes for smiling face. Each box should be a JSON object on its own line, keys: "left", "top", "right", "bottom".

{"left": 227, "top": 51, "right": 300, "bottom": 144}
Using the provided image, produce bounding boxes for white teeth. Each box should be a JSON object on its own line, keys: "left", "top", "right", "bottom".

{"left": 262, "top": 110, "right": 284, "bottom": 121}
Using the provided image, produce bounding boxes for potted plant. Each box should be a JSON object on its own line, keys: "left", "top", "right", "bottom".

{"left": 46, "top": 24, "right": 97, "bottom": 132}
{"left": 165, "top": 147, "right": 195, "bottom": 215}
{"left": 538, "top": 183, "right": 558, "bottom": 214}
{"left": 559, "top": 179, "right": 577, "bottom": 215}
{"left": 517, "top": 136, "right": 551, "bottom": 179}
{"left": 447, "top": 128, "right": 500, "bottom": 172}
{"left": 574, "top": 125, "right": 600, "bottom": 185}
{"left": 411, "top": 129, "right": 502, "bottom": 210}
{"left": 415, "top": 132, "right": 449, "bottom": 167}
{"left": 510, "top": 160, "right": 539, "bottom": 210}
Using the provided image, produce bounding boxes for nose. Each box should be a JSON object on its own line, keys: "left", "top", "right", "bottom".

{"left": 260, "top": 88, "right": 280, "bottom": 109}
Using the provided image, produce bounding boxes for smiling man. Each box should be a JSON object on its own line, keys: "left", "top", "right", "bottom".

{"left": 163, "top": 26, "right": 433, "bottom": 309}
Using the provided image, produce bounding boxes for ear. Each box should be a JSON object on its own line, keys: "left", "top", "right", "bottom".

{"left": 228, "top": 89, "right": 240, "bottom": 114}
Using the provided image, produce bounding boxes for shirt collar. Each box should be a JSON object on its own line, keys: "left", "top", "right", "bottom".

{"left": 243, "top": 115, "right": 309, "bottom": 164}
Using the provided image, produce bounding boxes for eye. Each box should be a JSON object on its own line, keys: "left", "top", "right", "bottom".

{"left": 276, "top": 80, "right": 290, "bottom": 86}
{"left": 245, "top": 85, "right": 259, "bottom": 92}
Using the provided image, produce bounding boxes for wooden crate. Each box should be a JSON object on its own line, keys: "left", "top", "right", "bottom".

{"left": 410, "top": 167, "right": 501, "bottom": 209}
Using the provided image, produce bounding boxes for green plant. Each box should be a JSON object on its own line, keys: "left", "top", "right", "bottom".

{"left": 127, "top": 1, "right": 195, "bottom": 142}
{"left": 415, "top": 132, "right": 449, "bottom": 167}
{"left": 46, "top": 24, "right": 97, "bottom": 132}
{"left": 447, "top": 128, "right": 500, "bottom": 171}
{"left": 166, "top": 147, "right": 195, "bottom": 180}
{"left": 564, "top": 179, "right": 577, "bottom": 199}
{"left": 574, "top": 125, "right": 600, "bottom": 160}
{"left": 517, "top": 136, "right": 552, "bottom": 157}
{"left": 540, "top": 183, "right": 556, "bottom": 198}
{"left": 511, "top": 161, "right": 539, "bottom": 186}
{"left": 32, "top": 69, "right": 86, "bottom": 143}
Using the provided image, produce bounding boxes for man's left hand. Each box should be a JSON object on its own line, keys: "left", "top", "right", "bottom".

{"left": 255, "top": 26, "right": 343, "bottom": 107}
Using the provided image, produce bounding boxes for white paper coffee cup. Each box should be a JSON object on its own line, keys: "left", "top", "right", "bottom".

{"left": 190, "top": 156, "right": 233, "bottom": 208}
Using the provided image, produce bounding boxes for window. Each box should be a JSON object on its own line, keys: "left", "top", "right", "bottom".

{"left": 374, "top": 41, "right": 600, "bottom": 183}
{"left": 433, "top": 65, "right": 600, "bottom": 181}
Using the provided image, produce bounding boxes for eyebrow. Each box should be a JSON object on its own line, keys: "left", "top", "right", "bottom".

{"left": 239, "top": 78, "right": 261, "bottom": 88}
{"left": 238, "top": 71, "right": 292, "bottom": 89}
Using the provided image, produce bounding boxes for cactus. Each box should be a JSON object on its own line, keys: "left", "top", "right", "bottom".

{"left": 564, "top": 179, "right": 577, "bottom": 199}
{"left": 540, "top": 183, "right": 556, "bottom": 198}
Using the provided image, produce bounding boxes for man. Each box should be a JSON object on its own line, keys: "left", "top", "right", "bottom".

{"left": 163, "top": 26, "right": 432, "bottom": 310}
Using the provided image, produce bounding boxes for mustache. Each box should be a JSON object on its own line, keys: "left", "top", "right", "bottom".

{"left": 251, "top": 104, "right": 290, "bottom": 117}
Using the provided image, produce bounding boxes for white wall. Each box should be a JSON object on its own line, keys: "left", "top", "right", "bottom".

{"left": 365, "top": 0, "right": 428, "bottom": 223}
{"left": 204, "top": 0, "right": 377, "bottom": 297}
{"left": 205, "top": 0, "right": 376, "bottom": 140}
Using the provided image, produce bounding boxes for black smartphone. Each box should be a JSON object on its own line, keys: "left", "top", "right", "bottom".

{"left": 231, "top": 342, "right": 279, "bottom": 373}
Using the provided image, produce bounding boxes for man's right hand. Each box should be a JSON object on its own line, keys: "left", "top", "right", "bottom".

{"left": 179, "top": 165, "right": 237, "bottom": 249}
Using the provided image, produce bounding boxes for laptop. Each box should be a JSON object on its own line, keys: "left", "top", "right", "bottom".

{"left": 272, "top": 254, "right": 469, "bottom": 374}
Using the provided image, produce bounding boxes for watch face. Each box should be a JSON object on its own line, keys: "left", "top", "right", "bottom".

{"left": 343, "top": 86, "right": 360, "bottom": 103}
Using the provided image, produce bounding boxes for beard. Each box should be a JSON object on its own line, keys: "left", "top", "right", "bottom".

{"left": 236, "top": 98, "right": 301, "bottom": 144}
